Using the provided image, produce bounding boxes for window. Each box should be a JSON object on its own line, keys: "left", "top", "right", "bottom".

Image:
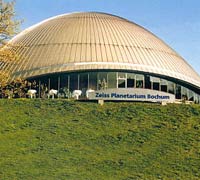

{"left": 150, "top": 76, "right": 160, "bottom": 90}
{"left": 127, "top": 73, "right": 135, "bottom": 88}
{"left": 118, "top": 79, "right": 126, "bottom": 88}
{"left": 175, "top": 84, "right": 181, "bottom": 99}
{"left": 58, "top": 74, "right": 70, "bottom": 98}
{"left": 108, "top": 72, "right": 117, "bottom": 88}
{"left": 181, "top": 86, "right": 188, "bottom": 100}
{"left": 88, "top": 72, "right": 97, "bottom": 90}
{"left": 117, "top": 72, "right": 126, "bottom": 88}
{"left": 144, "top": 75, "right": 151, "bottom": 89}
{"left": 136, "top": 74, "right": 144, "bottom": 88}
{"left": 69, "top": 74, "right": 78, "bottom": 91}
{"left": 60, "top": 74, "right": 69, "bottom": 89}
{"left": 79, "top": 73, "right": 89, "bottom": 95}
{"left": 188, "top": 90, "right": 194, "bottom": 101}
{"left": 160, "top": 79, "right": 168, "bottom": 92}
{"left": 168, "top": 81, "right": 175, "bottom": 94}
{"left": 98, "top": 72, "right": 108, "bottom": 90}
{"left": 194, "top": 93, "right": 200, "bottom": 104}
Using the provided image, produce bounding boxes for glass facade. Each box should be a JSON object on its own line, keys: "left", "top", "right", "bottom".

{"left": 32, "top": 71, "right": 200, "bottom": 103}
{"left": 88, "top": 72, "right": 97, "bottom": 90}
{"left": 136, "top": 74, "right": 144, "bottom": 88}
{"left": 127, "top": 73, "right": 135, "bottom": 88}
{"left": 98, "top": 72, "right": 108, "bottom": 90}
{"left": 117, "top": 72, "right": 126, "bottom": 88}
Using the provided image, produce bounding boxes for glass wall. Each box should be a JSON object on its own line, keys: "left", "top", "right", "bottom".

{"left": 181, "top": 86, "right": 188, "bottom": 100}
{"left": 188, "top": 90, "right": 194, "bottom": 101}
{"left": 144, "top": 75, "right": 151, "bottom": 89}
{"left": 79, "top": 73, "right": 88, "bottom": 96}
{"left": 98, "top": 72, "right": 108, "bottom": 90}
{"left": 50, "top": 75, "right": 59, "bottom": 90}
{"left": 150, "top": 76, "right": 160, "bottom": 90}
{"left": 117, "top": 72, "right": 126, "bottom": 88}
{"left": 168, "top": 81, "right": 175, "bottom": 94}
{"left": 108, "top": 72, "right": 117, "bottom": 88}
{"left": 88, "top": 72, "right": 97, "bottom": 90}
{"left": 34, "top": 71, "right": 200, "bottom": 103}
{"left": 176, "top": 84, "right": 182, "bottom": 99}
{"left": 60, "top": 74, "right": 69, "bottom": 90}
{"left": 136, "top": 74, "right": 144, "bottom": 88}
{"left": 127, "top": 73, "right": 135, "bottom": 88}
{"left": 59, "top": 74, "right": 70, "bottom": 98}
{"left": 38, "top": 76, "right": 49, "bottom": 98}
{"left": 69, "top": 74, "right": 78, "bottom": 92}
{"left": 160, "top": 79, "right": 168, "bottom": 92}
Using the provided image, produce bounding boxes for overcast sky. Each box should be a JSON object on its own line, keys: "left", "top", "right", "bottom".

{"left": 14, "top": 0, "right": 200, "bottom": 74}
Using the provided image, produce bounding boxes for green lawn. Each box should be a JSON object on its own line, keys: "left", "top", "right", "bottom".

{"left": 0, "top": 99, "right": 200, "bottom": 180}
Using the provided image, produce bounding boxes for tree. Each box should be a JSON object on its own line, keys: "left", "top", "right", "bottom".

{"left": 0, "top": 0, "right": 21, "bottom": 90}
{"left": 0, "top": 0, "right": 20, "bottom": 45}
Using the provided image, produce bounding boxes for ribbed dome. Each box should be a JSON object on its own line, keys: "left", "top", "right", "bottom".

{"left": 3, "top": 12, "right": 200, "bottom": 88}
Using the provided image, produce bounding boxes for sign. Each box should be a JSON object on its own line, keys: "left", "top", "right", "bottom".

{"left": 88, "top": 88, "right": 175, "bottom": 103}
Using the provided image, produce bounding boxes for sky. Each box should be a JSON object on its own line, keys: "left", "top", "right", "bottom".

{"left": 14, "top": 0, "right": 200, "bottom": 74}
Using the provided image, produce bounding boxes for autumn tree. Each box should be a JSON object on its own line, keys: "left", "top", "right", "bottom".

{"left": 0, "top": 0, "right": 20, "bottom": 44}
{"left": 0, "top": 0, "right": 21, "bottom": 91}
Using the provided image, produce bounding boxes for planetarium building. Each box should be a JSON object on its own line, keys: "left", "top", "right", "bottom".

{"left": 2, "top": 12, "right": 200, "bottom": 103}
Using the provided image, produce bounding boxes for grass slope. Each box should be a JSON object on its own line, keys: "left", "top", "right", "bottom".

{"left": 0, "top": 99, "right": 200, "bottom": 180}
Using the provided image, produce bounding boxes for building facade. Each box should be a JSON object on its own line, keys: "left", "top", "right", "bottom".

{"left": 1, "top": 12, "right": 200, "bottom": 103}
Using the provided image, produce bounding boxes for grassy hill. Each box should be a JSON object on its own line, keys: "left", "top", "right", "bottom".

{"left": 0, "top": 99, "right": 200, "bottom": 180}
